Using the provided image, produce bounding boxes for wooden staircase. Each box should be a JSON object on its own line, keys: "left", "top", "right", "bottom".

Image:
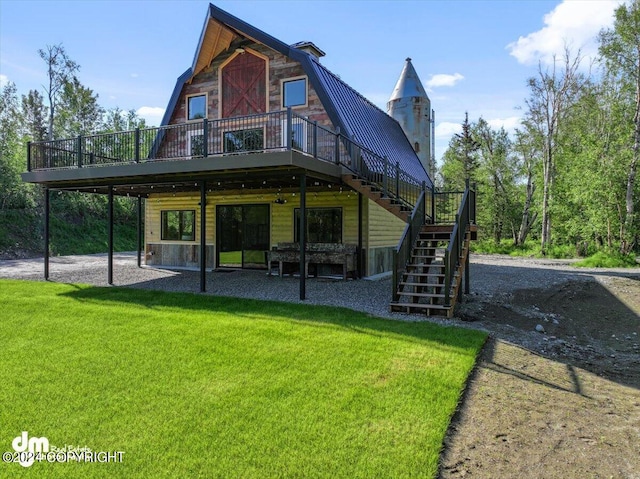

{"left": 390, "top": 224, "right": 472, "bottom": 317}
{"left": 342, "top": 174, "right": 411, "bottom": 221}
{"left": 341, "top": 167, "right": 476, "bottom": 318}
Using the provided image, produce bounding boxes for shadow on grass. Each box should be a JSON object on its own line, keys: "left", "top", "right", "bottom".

{"left": 57, "top": 282, "right": 487, "bottom": 353}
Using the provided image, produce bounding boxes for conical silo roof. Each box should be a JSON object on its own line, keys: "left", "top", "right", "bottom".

{"left": 389, "top": 58, "right": 429, "bottom": 101}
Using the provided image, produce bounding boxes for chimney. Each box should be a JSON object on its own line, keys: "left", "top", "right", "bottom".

{"left": 290, "top": 41, "right": 326, "bottom": 61}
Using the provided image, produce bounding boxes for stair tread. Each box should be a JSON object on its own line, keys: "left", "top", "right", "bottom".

{"left": 399, "top": 292, "right": 447, "bottom": 298}
{"left": 402, "top": 271, "right": 448, "bottom": 276}
{"left": 390, "top": 302, "right": 452, "bottom": 310}
{"left": 407, "top": 264, "right": 445, "bottom": 269}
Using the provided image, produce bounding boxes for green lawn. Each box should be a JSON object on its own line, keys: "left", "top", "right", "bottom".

{"left": 0, "top": 279, "right": 486, "bottom": 478}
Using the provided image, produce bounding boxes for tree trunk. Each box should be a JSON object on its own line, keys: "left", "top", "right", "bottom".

{"left": 541, "top": 139, "right": 554, "bottom": 251}
{"left": 621, "top": 63, "right": 640, "bottom": 254}
{"left": 518, "top": 161, "right": 536, "bottom": 245}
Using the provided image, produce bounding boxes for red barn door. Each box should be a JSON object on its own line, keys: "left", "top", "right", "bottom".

{"left": 221, "top": 52, "right": 266, "bottom": 118}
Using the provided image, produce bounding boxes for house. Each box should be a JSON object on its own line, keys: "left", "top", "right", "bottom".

{"left": 22, "top": 3, "right": 475, "bottom": 315}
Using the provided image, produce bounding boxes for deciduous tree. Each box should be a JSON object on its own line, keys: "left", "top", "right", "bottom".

{"left": 38, "top": 44, "right": 79, "bottom": 140}
{"left": 599, "top": 0, "right": 640, "bottom": 253}
{"left": 524, "top": 48, "right": 584, "bottom": 252}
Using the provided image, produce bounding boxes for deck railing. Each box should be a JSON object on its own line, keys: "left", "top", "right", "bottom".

{"left": 392, "top": 181, "right": 476, "bottom": 305}
{"left": 27, "top": 109, "right": 427, "bottom": 211}
{"left": 392, "top": 188, "right": 426, "bottom": 302}
{"left": 443, "top": 180, "right": 476, "bottom": 307}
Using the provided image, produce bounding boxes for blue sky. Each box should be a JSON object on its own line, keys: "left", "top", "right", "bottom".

{"left": 0, "top": 0, "right": 623, "bottom": 162}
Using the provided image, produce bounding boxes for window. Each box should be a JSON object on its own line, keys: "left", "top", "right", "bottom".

{"left": 161, "top": 210, "right": 195, "bottom": 241}
{"left": 294, "top": 208, "right": 342, "bottom": 243}
{"left": 281, "top": 118, "right": 308, "bottom": 150}
{"left": 282, "top": 78, "right": 307, "bottom": 108}
{"left": 188, "top": 130, "right": 205, "bottom": 157}
{"left": 223, "top": 128, "right": 264, "bottom": 153}
{"left": 187, "top": 94, "right": 206, "bottom": 121}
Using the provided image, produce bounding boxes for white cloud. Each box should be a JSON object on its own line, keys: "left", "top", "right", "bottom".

{"left": 0, "top": 74, "right": 8, "bottom": 88}
{"left": 131, "top": 73, "right": 139, "bottom": 78}
{"left": 426, "top": 73, "right": 464, "bottom": 88}
{"left": 487, "top": 116, "right": 522, "bottom": 132}
{"left": 507, "top": 0, "right": 622, "bottom": 65}
{"left": 137, "top": 106, "right": 165, "bottom": 126}
{"left": 435, "top": 121, "right": 462, "bottom": 139}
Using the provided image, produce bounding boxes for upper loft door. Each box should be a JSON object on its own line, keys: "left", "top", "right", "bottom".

{"left": 221, "top": 51, "right": 267, "bottom": 118}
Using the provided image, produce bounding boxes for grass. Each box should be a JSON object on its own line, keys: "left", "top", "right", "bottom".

{"left": 0, "top": 195, "right": 138, "bottom": 258}
{"left": 574, "top": 250, "right": 639, "bottom": 268}
{"left": 0, "top": 209, "right": 43, "bottom": 254}
{"left": 0, "top": 280, "right": 486, "bottom": 478}
{"left": 472, "top": 238, "right": 640, "bottom": 266}
{"left": 471, "top": 238, "right": 577, "bottom": 258}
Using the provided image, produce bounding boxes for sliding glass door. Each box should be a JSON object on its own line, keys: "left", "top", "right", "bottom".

{"left": 217, "top": 204, "right": 269, "bottom": 269}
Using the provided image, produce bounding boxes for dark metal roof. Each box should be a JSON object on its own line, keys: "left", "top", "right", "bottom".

{"left": 160, "top": 68, "right": 192, "bottom": 127}
{"left": 162, "top": 3, "right": 431, "bottom": 186}
{"left": 307, "top": 59, "right": 431, "bottom": 185}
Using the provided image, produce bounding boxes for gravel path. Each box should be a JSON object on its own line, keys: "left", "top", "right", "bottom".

{"left": 0, "top": 252, "right": 404, "bottom": 317}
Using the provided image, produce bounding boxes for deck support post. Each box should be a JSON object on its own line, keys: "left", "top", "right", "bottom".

{"left": 137, "top": 196, "right": 143, "bottom": 268}
{"left": 44, "top": 187, "right": 50, "bottom": 280}
{"left": 299, "top": 173, "right": 306, "bottom": 300}
{"left": 357, "top": 192, "right": 363, "bottom": 278}
{"left": 108, "top": 186, "right": 114, "bottom": 285}
{"left": 200, "top": 181, "right": 207, "bottom": 293}
{"left": 465, "top": 245, "right": 470, "bottom": 295}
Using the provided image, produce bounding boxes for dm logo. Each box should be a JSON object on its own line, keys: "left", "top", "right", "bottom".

{"left": 12, "top": 431, "right": 49, "bottom": 467}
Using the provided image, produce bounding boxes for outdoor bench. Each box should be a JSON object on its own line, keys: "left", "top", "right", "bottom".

{"left": 267, "top": 242, "right": 357, "bottom": 280}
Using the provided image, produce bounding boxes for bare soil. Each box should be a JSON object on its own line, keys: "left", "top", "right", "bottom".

{"left": 440, "top": 255, "right": 640, "bottom": 479}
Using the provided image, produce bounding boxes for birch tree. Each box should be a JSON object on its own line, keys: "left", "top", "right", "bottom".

{"left": 599, "top": 0, "right": 640, "bottom": 253}
{"left": 524, "top": 48, "right": 583, "bottom": 252}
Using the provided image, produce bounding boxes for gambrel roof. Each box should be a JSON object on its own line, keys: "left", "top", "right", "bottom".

{"left": 162, "top": 3, "right": 431, "bottom": 186}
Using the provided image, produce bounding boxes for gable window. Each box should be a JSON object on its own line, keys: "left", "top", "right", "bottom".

{"left": 282, "top": 78, "right": 307, "bottom": 108}
{"left": 294, "top": 208, "right": 342, "bottom": 243}
{"left": 223, "top": 128, "right": 264, "bottom": 153}
{"left": 187, "top": 94, "right": 207, "bottom": 121}
{"left": 161, "top": 210, "right": 195, "bottom": 241}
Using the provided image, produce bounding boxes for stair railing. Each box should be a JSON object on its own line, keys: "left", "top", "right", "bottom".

{"left": 392, "top": 186, "right": 427, "bottom": 302}
{"left": 443, "top": 179, "right": 475, "bottom": 307}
